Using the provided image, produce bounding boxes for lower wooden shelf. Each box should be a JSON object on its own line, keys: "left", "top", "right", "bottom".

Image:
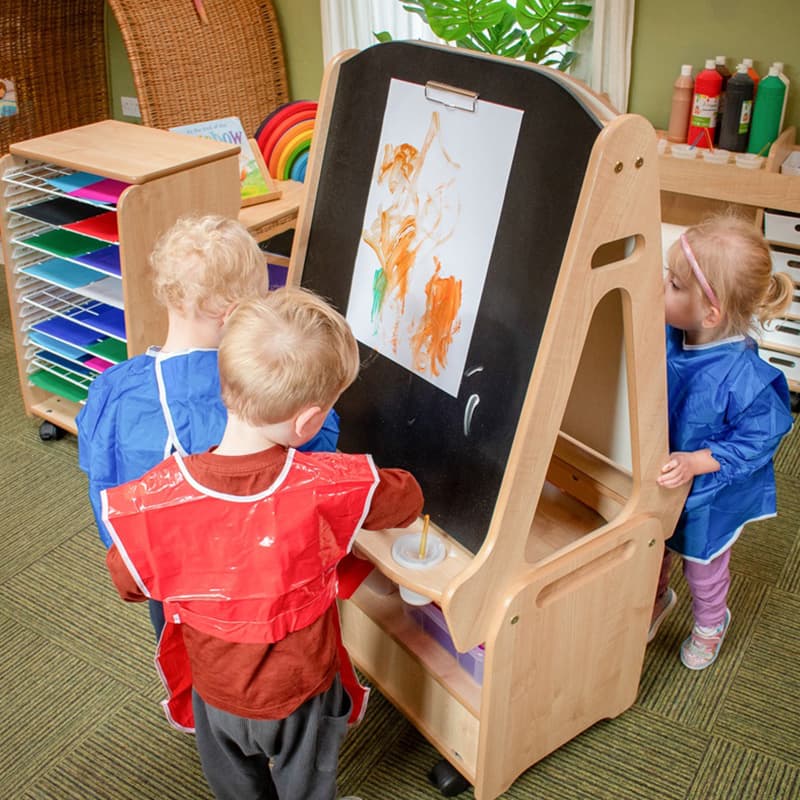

{"left": 340, "top": 586, "right": 481, "bottom": 781}
{"left": 30, "top": 394, "right": 81, "bottom": 435}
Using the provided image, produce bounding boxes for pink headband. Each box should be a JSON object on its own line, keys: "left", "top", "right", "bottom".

{"left": 680, "top": 234, "right": 719, "bottom": 309}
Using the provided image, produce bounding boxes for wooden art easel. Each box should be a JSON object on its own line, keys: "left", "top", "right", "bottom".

{"left": 290, "top": 42, "right": 686, "bottom": 800}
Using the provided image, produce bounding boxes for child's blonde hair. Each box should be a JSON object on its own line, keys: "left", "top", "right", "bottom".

{"left": 150, "top": 214, "right": 266, "bottom": 317}
{"left": 667, "top": 214, "right": 793, "bottom": 338}
{"left": 219, "top": 287, "right": 360, "bottom": 425}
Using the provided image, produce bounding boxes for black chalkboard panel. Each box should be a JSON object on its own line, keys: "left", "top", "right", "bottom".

{"left": 301, "top": 42, "right": 602, "bottom": 553}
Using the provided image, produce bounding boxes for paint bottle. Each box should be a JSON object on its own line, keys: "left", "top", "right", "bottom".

{"left": 742, "top": 58, "right": 760, "bottom": 98}
{"left": 718, "top": 64, "right": 754, "bottom": 152}
{"left": 748, "top": 66, "right": 787, "bottom": 155}
{"left": 687, "top": 59, "right": 722, "bottom": 148}
{"left": 667, "top": 64, "right": 694, "bottom": 143}
{"left": 713, "top": 56, "right": 732, "bottom": 144}
{"left": 772, "top": 62, "right": 790, "bottom": 133}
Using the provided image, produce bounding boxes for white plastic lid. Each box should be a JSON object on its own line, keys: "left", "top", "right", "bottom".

{"left": 736, "top": 63, "right": 748, "bottom": 74}
{"left": 773, "top": 61, "right": 784, "bottom": 72}
{"left": 715, "top": 56, "right": 727, "bottom": 65}
{"left": 768, "top": 65, "right": 780, "bottom": 77}
{"left": 681, "top": 64, "right": 693, "bottom": 76}
{"left": 743, "top": 57, "right": 753, "bottom": 67}
{"left": 704, "top": 58, "right": 715, "bottom": 70}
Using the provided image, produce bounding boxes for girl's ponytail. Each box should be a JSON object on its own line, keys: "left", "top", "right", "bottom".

{"left": 757, "top": 271, "right": 793, "bottom": 324}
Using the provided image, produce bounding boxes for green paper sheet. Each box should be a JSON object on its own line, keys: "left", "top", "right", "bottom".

{"left": 84, "top": 337, "right": 128, "bottom": 363}
{"left": 21, "top": 229, "right": 107, "bottom": 259}
{"left": 29, "top": 369, "right": 89, "bottom": 402}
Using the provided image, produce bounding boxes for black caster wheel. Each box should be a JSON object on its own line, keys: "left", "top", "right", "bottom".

{"left": 791, "top": 392, "right": 800, "bottom": 414}
{"left": 428, "top": 759, "right": 470, "bottom": 797}
{"left": 39, "top": 421, "right": 65, "bottom": 441}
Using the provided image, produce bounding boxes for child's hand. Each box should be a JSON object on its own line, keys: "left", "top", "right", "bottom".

{"left": 657, "top": 448, "right": 720, "bottom": 488}
{"left": 658, "top": 452, "right": 699, "bottom": 488}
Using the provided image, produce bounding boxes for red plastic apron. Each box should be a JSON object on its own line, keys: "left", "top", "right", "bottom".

{"left": 103, "top": 448, "right": 379, "bottom": 731}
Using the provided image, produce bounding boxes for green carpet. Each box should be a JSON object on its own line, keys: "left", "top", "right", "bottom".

{"left": 0, "top": 266, "right": 798, "bottom": 799}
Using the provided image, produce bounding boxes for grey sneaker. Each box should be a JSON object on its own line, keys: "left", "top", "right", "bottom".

{"left": 647, "top": 587, "right": 677, "bottom": 643}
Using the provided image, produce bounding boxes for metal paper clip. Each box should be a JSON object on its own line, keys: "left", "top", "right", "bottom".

{"left": 424, "top": 81, "right": 478, "bottom": 112}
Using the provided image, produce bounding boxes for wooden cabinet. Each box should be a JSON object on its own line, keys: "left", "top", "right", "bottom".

{"left": 658, "top": 126, "right": 800, "bottom": 392}
{"left": 0, "top": 120, "right": 241, "bottom": 435}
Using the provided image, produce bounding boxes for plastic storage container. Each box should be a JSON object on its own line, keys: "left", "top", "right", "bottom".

{"left": 702, "top": 149, "right": 730, "bottom": 164}
{"left": 671, "top": 143, "right": 698, "bottom": 159}
{"left": 781, "top": 151, "right": 800, "bottom": 177}
{"left": 763, "top": 210, "right": 800, "bottom": 247}
{"left": 406, "top": 602, "right": 485, "bottom": 684}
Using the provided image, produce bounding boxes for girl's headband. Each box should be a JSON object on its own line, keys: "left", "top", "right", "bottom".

{"left": 680, "top": 234, "right": 719, "bottom": 309}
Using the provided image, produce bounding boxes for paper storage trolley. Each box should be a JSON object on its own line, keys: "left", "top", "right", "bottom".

{"left": 0, "top": 120, "right": 241, "bottom": 437}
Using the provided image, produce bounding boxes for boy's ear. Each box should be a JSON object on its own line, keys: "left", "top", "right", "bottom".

{"left": 701, "top": 304, "right": 723, "bottom": 330}
{"left": 221, "top": 301, "right": 240, "bottom": 325}
{"left": 294, "top": 405, "right": 323, "bottom": 439}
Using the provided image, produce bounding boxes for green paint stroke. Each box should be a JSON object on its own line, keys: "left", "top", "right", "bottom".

{"left": 371, "top": 268, "right": 388, "bottom": 324}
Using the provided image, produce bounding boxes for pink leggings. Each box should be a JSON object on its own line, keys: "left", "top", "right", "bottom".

{"left": 657, "top": 548, "right": 731, "bottom": 628}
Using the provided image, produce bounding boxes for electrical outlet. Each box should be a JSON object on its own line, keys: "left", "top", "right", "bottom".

{"left": 121, "top": 96, "right": 141, "bottom": 118}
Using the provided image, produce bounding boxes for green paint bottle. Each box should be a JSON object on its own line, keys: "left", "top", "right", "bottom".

{"left": 747, "top": 66, "right": 786, "bottom": 155}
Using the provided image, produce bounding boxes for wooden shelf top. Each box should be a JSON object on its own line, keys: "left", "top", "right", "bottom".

{"left": 10, "top": 120, "right": 239, "bottom": 184}
{"left": 659, "top": 155, "right": 800, "bottom": 213}
{"left": 657, "top": 127, "right": 800, "bottom": 215}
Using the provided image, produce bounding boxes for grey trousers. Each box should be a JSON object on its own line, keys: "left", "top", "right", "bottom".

{"left": 192, "top": 675, "right": 352, "bottom": 800}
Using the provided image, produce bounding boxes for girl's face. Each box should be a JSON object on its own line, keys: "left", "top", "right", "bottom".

{"left": 663, "top": 265, "right": 713, "bottom": 341}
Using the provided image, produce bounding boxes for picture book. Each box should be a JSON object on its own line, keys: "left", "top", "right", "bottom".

{"left": 170, "top": 116, "right": 281, "bottom": 206}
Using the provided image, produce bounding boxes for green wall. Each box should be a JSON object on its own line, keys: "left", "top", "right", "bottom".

{"left": 630, "top": 0, "right": 797, "bottom": 134}
{"left": 106, "top": 1, "right": 797, "bottom": 138}
{"left": 272, "top": 0, "right": 324, "bottom": 100}
{"left": 105, "top": 8, "right": 139, "bottom": 122}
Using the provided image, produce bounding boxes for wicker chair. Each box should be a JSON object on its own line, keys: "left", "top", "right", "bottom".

{"left": 0, "top": 0, "right": 108, "bottom": 154}
{"left": 106, "top": 0, "right": 290, "bottom": 135}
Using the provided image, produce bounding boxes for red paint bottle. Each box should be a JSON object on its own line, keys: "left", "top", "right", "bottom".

{"left": 687, "top": 59, "right": 723, "bottom": 148}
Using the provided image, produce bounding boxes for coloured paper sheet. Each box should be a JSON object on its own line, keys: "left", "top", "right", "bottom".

{"left": 21, "top": 258, "right": 107, "bottom": 290}
{"left": 74, "top": 245, "right": 122, "bottom": 277}
{"left": 11, "top": 197, "right": 106, "bottom": 226}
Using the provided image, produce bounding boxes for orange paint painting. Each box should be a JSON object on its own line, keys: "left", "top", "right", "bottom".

{"left": 410, "top": 258, "right": 462, "bottom": 376}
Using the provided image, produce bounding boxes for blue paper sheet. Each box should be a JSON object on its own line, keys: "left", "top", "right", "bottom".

{"left": 71, "top": 302, "right": 126, "bottom": 340}
{"left": 36, "top": 350, "right": 94, "bottom": 376}
{"left": 28, "top": 330, "right": 87, "bottom": 360}
{"left": 32, "top": 316, "right": 105, "bottom": 348}
{"left": 45, "top": 171, "right": 102, "bottom": 193}
{"left": 22, "top": 258, "right": 106, "bottom": 290}
{"left": 73, "top": 245, "right": 121, "bottom": 277}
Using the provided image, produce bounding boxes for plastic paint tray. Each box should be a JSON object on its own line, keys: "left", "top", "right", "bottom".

{"left": 407, "top": 602, "right": 485, "bottom": 684}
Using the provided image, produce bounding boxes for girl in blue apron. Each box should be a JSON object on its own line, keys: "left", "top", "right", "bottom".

{"left": 651, "top": 216, "right": 793, "bottom": 669}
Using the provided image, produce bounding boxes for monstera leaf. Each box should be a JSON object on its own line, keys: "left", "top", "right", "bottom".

{"left": 402, "top": 0, "right": 508, "bottom": 42}
{"left": 387, "top": 0, "right": 592, "bottom": 71}
{"left": 454, "top": 9, "right": 529, "bottom": 57}
{"left": 515, "top": 0, "right": 591, "bottom": 44}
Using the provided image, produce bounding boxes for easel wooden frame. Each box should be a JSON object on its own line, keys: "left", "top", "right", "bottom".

{"left": 290, "top": 45, "right": 686, "bottom": 800}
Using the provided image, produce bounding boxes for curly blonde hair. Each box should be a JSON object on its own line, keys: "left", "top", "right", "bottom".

{"left": 666, "top": 214, "right": 793, "bottom": 338}
{"left": 150, "top": 214, "right": 266, "bottom": 317}
{"left": 219, "top": 287, "right": 360, "bottom": 425}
